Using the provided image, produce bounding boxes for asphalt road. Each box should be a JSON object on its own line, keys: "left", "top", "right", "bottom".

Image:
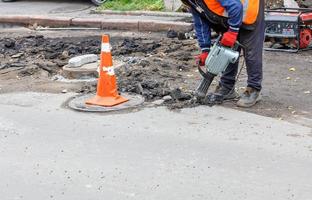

{"left": 0, "top": 92, "right": 311, "bottom": 200}
{"left": 0, "top": 0, "right": 94, "bottom": 16}
{"left": 0, "top": 0, "right": 186, "bottom": 21}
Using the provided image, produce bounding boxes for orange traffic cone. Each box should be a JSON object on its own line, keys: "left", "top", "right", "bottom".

{"left": 85, "top": 35, "right": 129, "bottom": 107}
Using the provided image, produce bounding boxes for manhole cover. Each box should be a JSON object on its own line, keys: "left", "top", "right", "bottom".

{"left": 67, "top": 93, "right": 145, "bottom": 112}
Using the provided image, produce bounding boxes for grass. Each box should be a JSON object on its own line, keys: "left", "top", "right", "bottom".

{"left": 99, "top": 0, "right": 165, "bottom": 11}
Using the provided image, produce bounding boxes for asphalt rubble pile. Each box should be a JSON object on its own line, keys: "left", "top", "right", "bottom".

{"left": 113, "top": 37, "right": 202, "bottom": 108}
{"left": 0, "top": 34, "right": 204, "bottom": 108}
{"left": 0, "top": 35, "right": 101, "bottom": 75}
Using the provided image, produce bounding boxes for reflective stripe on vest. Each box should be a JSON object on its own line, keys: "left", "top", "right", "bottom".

{"left": 203, "top": 0, "right": 259, "bottom": 25}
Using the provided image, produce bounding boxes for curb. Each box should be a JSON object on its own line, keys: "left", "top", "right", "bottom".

{"left": 30, "top": 15, "right": 72, "bottom": 27}
{"left": 0, "top": 15, "right": 193, "bottom": 33}
{"left": 90, "top": 9, "right": 192, "bottom": 18}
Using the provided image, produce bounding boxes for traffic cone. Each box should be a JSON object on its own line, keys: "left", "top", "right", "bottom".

{"left": 85, "top": 35, "right": 128, "bottom": 107}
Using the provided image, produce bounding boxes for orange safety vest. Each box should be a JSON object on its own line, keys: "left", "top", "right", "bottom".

{"left": 204, "top": 0, "right": 259, "bottom": 25}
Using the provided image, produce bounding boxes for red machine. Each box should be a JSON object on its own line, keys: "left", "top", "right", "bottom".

{"left": 265, "top": 8, "right": 312, "bottom": 52}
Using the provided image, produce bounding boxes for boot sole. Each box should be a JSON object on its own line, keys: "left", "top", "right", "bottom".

{"left": 236, "top": 95, "right": 262, "bottom": 108}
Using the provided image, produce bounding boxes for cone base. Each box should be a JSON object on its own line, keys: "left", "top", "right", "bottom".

{"left": 85, "top": 95, "right": 129, "bottom": 107}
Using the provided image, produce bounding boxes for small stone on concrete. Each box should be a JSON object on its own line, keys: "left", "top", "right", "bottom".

{"left": 162, "top": 95, "right": 172, "bottom": 102}
{"left": 68, "top": 54, "right": 98, "bottom": 68}
{"left": 152, "top": 99, "right": 165, "bottom": 106}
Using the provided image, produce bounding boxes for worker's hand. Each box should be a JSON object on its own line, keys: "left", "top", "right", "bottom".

{"left": 196, "top": 52, "right": 209, "bottom": 66}
{"left": 221, "top": 31, "right": 238, "bottom": 47}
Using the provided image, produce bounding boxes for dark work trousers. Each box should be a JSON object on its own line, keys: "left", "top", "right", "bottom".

{"left": 221, "top": 1, "right": 265, "bottom": 91}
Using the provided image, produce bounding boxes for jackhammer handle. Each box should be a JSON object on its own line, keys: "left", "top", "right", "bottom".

{"left": 233, "top": 41, "right": 245, "bottom": 51}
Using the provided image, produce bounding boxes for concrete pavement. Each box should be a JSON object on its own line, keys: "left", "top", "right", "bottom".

{"left": 0, "top": 92, "right": 311, "bottom": 200}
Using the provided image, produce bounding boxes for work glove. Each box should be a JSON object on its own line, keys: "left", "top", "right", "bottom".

{"left": 195, "top": 51, "right": 209, "bottom": 66}
{"left": 220, "top": 30, "right": 238, "bottom": 47}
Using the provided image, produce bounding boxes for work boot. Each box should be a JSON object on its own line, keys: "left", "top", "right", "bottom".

{"left": 237, "top": 87, "right": 261, "bottom": 108}
{"left": 202, "top": 84, "right": 238, "bottom": 106}
{"left": 213, "top": 85, "right": 238, "bottom": 100}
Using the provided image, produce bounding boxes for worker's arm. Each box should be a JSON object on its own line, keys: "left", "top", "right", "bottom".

{"left": 217, "top": 0, "right": 243, "bottom": 47}
{"left": 217, "top": 0, "right": 243, "bottom": 32}
{"left": 190, "top": 7, "right": 211, "bottom": 52}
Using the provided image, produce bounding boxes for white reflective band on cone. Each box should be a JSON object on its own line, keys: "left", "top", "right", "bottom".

{"left": 97, "top": 67, "right": 100, "bottom": 75}
{"left": 103, "top": 67, "right": 115, "bottom": 76}
{"left": 101, "top": 43, "right": 111, "bottom": 53}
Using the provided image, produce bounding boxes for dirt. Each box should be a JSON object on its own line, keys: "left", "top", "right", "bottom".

{"left": 114, "top": 37, "right": 200, "bottom": 108}
{"left": 0, "top": 29, "right": 311, "bottom": 126}
{"left": 296, "top": 0, "right": 312, "bottom": 8}
{"left": 265, "top": 0, "right": 312, "bottom": 8}
{"left": 0, "top": 30, "right": 201, "bottom": 108}
{"left": 266, "top": 0, "right": 285, "bottom": 8}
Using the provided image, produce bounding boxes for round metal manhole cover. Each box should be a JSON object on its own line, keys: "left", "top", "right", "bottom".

{"left": 67, "top": 93, "right": 145, "bottom": 112}
{"left": 49, "top": 5, "right": 92, "bottom": 14}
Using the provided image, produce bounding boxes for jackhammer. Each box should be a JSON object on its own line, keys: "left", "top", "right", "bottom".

{"left": 196, "top": 36, "right": 240, "bottom": 105}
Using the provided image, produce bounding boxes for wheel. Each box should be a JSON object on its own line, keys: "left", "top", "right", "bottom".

{"left": 91, "top": 0, "right": 107, "bottom": 6}
{"left": 299, "top": 29, "right": 312, "bottom": 49}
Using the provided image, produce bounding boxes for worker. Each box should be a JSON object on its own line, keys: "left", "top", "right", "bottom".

{"left": 182, "top": 0, "right": 265, "bottom": 107}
